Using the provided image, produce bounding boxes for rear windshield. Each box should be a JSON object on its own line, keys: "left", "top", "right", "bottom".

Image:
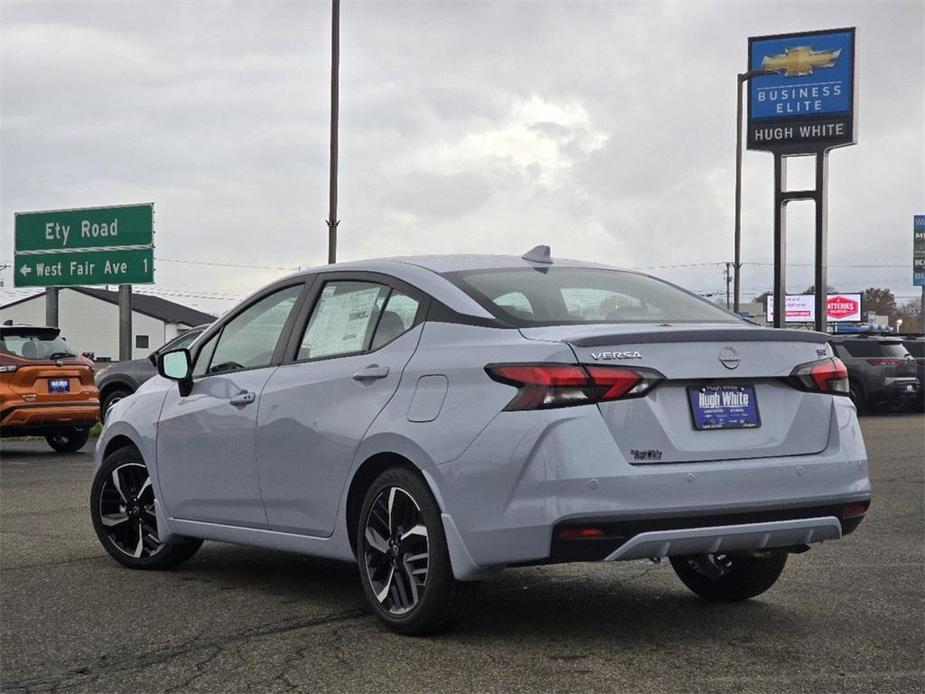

{"left": 903, "top": 341, "right": 924, "bottom": 358}
{"left": 443, "top": 267, "right": 741, "bottom": 326}
{"left": 841, "top": 340, "right": 909, "bottom": 358}
{"left": 0, "top": 330, "right": 76, "bottom": 360}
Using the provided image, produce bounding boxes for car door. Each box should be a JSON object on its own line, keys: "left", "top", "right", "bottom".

{"left": 256, "top": 275, "right": 427, "bottom": 536}
{"left": 156, "top": 282, "right": 307, "bottom": 527}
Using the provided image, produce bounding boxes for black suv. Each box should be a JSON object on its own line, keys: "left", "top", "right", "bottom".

{"left": 899, "top": 335, "right": 925, "bottom": 411}
{"left": 95, "top": 325, "right": 207, "bottom": 421}
{"left": 829, "top": 334, "right": 919, "bottom": 413}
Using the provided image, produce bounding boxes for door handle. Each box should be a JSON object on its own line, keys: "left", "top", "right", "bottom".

{"left": 353, "top": 364, "right": 390, "bottom": 381}
{"left": 229, "top": 391, "right": 256, "bottom": 406}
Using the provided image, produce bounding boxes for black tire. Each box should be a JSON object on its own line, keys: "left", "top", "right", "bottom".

{"left": 356, "top": 466, "right": 477, "bottom": 635}
{"left": 45, "top": 427, "right": 90, "bottom": 453}
{"left": 101, "top": 387, "right": 132, "bottom": 423}
{"left": 670, "top": 552, "right": 788, "bottom": 602}
{"left": 91, "top": 445, "right": 202, "bottom": 570}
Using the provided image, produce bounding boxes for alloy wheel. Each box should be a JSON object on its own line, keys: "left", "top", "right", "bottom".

{"left": 363, "top": 486, "right": 430, "bottom": 615}
{"left": 49, "top": 430, "right": 75, "bottom": 447}
{"left": 98, "top": 462, "right": 164, "bottom": 559}
{"left": 685, "top": 553, "right": 734, "bottom": 579}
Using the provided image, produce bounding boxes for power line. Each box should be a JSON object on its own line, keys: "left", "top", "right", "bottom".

{"left": 158, "top": 258, "right": 299, "bottom": 271}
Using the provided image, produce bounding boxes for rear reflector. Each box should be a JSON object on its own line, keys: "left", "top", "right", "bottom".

{"left": 485, "top": 363, "right": 663, "bottom": 410}
{"left": 842, "top": 501, "right": 869, "bottom": 519}
{"left": 558, "top": 527, "right": 605, "bottom": 539}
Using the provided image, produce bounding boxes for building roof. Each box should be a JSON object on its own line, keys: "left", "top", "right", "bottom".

{"left": 0, "top": 287, "right": 215, "bottom": 326}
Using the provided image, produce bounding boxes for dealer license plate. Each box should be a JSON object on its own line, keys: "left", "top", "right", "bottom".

{"left": 688, "top": 384, "right": 760, "bottom": 431}
{"left": 48, "top": 378, "right": 70, "bottom": 393}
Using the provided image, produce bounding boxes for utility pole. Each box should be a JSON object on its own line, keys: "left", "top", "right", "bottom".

{"left": 118, "top": 285, "right": 132, "bottom": 361}
{"left": 326, "top": 0, "right": 340, "bottom": 264}
{"left": 725, "top": 262, "right": 732, "bottom": 310}
{"left": 45, "top": 287, "right": 59, "bottom": 327}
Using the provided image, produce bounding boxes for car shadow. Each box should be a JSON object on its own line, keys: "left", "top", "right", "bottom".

{"left": 170, "top": 544, "right": 800, "bottom": 641}
{"left": 0, "top": 442, "right": 95, "bottom": 460}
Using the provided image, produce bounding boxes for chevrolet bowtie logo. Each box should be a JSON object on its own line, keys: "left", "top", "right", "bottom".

{"left": 761, "top": 46, "right": 842, "bottom": 77}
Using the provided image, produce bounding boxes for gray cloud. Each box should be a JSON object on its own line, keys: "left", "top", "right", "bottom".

{"left": 1, "top": 0, "right": 922, "bottom": 313}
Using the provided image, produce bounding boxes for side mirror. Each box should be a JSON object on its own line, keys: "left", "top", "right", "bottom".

{"left": 157, "top": 349, "right": 193, "bottom": 396}
{"left": 147, "top": 351, "right": 159, "bottom": 367}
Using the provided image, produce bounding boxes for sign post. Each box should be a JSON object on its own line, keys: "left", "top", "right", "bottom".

{"left": 14, "top": 203, "right": 155, "bottom": 360}
{"left": 915, "top": 215, "right": 925, "bottom": 331}
{"left": 747, "top": 28, "right": 857, "bottom": 332}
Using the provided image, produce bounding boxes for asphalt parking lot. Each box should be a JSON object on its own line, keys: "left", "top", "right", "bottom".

{"left": 1, "top": 415, "right": 923, "bottom": 694}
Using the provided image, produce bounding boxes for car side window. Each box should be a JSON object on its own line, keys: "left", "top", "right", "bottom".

{"left": 298, "top": 281, "right": 390, "bottom": 360}
{"left": 842, "top": 341, "right": 880, "bottom": 358}
{"left": 203, "top": 285, "right": 302, "bottom": 375}
{"left": 192, "top": 332, "right": 219, "bottom": 378}
{"left": 167, "top": 329, "right": 201, "bottom": 352}
{"left": 370, "top": 291, "right": 421, "bottom": 350}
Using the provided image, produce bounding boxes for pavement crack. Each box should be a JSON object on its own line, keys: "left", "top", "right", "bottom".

{"left": 1, "top": 607, "right": 370, "bottom": 693}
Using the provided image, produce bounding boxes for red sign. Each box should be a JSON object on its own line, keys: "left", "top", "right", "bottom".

{"left": 826, "top": 295, "right": 860, "bottom": 320}
{"left": 767, "top": 293, "right": 863, "bottom": 323}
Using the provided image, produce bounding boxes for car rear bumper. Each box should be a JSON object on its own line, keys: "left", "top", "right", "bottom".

{"left": 0, "top": 401, "right": 99, "bottom": 434}
{"left": 428, "top": 396, "right": 870, "bottom": 580}
{"left": 547, "top": 501, "right": 867, "bottom": 563}
{"left": 604, "top": 516, "right": 842, "bottom": 561}
{"left": 868, "top": 378, "right": 919, "bottom": 405}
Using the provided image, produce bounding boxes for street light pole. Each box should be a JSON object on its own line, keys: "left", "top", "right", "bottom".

{"left": 734, "top": 69, "right": 774, "bottom": 314}
{"left": 326, "top": 0, "right": 340, "bottom": 264}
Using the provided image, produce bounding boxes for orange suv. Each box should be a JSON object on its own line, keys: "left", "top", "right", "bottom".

{"left": 1, "top": 324, "right": 100, "bottom": 452}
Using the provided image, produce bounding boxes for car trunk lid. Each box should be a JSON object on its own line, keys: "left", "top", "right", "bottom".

{"left": 521, "top": 323, "right": 834, "bottom": 463}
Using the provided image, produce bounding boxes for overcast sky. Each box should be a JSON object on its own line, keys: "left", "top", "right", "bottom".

{"left": 1, "top": 0, "right": 922, "bottom": 315}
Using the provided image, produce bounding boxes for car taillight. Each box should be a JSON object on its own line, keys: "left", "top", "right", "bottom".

{"left": 485, "top": 363, "right": 662, "bottom": 410}
{"left": 790, "top": 357, "right": 849, "bottom": 395}
{"left": 0, "top": 355, "right": 19, "bottom": 374}
{"left": 865, "top": 358, "right": 903, "bottom": 366}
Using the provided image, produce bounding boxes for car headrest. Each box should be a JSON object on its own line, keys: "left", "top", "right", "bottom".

{"left": 373, "top": 311, "right": 405, "bottom": 349}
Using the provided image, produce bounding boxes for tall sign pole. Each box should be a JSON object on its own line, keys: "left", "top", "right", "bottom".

{"left": 745, "top": 28, "right": 857, "bottom": 332}
{"left": 326, "top": 0, "right": 341, "bottom": 264}
{"left": 734, "top": 68, "right": 773, "bottom": 314}
{"left": 914, "top": 215, "right": 925, "bottom": 330}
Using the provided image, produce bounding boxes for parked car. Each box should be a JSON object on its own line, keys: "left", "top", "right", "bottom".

{"left": 829, "top": 334, "right": 919, "bottom": 413}
{"left": 1, "top": 324, "right": 99, "bottom": 452}
{"left": 899, "top": 335, "right": 925, "bottom": 411}
{"left": 95, "top": 325, "right": 208, "bottom": 421}
{"left": 93, "top": 249, "right": 870, "bottom": 634}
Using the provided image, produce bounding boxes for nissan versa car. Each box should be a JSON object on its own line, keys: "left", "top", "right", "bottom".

{"left": 93, "top": 249, "right": 871, "bottom": 634}
{"left": 1, "top": 324, "right": 99, "bottom": 452}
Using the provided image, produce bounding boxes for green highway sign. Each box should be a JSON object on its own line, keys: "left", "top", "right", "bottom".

{"left": 14, "top": 203, "right": 155, "bottom": 287}
{"left": 14, "top": 248, "right": 154, "bottom": 288}
{"left": 15, "top": 204, "right": 153, "bottom": 252}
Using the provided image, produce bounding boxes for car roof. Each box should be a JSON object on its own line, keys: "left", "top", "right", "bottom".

{"left": 270, "top": 253, "right": 632, "bottom": 321}
{"left": 829, "top": 334, "right": 904, "bottom": 343}
{"left": 0, "top": 325, "right": 60, "bottom": 336}
{"left": 303, "top": 254, "right": 620, "bottom": 275}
